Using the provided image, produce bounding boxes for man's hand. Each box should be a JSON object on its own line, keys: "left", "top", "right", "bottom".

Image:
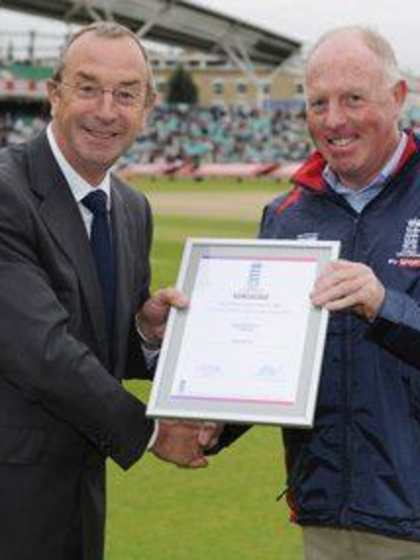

{"left": 310, "top": 259, "right": 385, "bottom": 321}
{"left": 151, "top": 420, "right": 209, "bottom": 468}
{"left": 198, "top": 422, "right": 224, "bottom": 451}
{"left": 136, "top": 288, "right": 188, "bottom": 344}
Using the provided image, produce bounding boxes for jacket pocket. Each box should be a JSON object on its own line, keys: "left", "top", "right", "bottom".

{"left": 0, "top": 427, "right": 45, "bottom": 464}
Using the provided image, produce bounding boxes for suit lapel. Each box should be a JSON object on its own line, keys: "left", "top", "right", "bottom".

{"left": 110, "top": 183, "right": 135, "bottom": 376}
{"left": 27, "top": 132, "right": 109, "bottom": 360}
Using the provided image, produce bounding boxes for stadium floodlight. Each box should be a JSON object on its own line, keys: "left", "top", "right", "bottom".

{"left": 2, "top": 0, "right": 301, "bottom": 67}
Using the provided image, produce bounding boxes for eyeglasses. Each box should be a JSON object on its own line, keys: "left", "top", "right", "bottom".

{"left": 59, "top": 81, "right": 143, "bottom": 107}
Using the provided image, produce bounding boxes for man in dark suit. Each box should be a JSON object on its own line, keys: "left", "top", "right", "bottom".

{"left": 0, "top": 21, "right": 209, "bottom": 560}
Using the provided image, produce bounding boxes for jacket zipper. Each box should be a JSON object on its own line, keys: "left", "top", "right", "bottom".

{"left": 338, "top": 211, "right": 360, "bottom": 525}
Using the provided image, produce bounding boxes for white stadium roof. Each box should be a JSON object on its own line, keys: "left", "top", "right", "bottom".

{"left": 1, "top": 0, "right": 301, "bottom": 66}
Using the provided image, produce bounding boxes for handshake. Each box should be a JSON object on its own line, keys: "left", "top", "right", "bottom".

{"left": 150, "top": 420, "right": 224, "bottom": 468}
{"left": 139, "top": 289, "right": 224, "bottom": 468}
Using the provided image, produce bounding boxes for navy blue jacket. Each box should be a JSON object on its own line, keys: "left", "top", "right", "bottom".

{"left": 217, "top": 132, "right": 420, "bottom": 540}
{"left": 261, "top": 133, "right": 420, "bottom": 539}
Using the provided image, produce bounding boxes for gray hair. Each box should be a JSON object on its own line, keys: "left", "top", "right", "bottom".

{"left": 52, "top": 21, "right": 156, "bottom": 108}
{"left": 306, "top": 25, "right": 401, "bottom": 85}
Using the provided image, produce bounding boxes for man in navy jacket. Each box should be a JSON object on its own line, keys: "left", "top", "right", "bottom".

{"left": 211, "top": 26, "right": 420, "bottom": 559}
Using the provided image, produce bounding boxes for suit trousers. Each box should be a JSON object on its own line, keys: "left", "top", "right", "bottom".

{"left": 303, "top": 526, "right": 420, "bottom": 560}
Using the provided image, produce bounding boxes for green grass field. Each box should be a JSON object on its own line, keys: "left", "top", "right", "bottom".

{"left": 129, "top": 176, "right": 290, "bottom": 194}
{"left": 106, "top": 177, "right": 303, "bottom": 560}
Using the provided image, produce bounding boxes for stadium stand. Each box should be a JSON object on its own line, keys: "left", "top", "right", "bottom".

{"left": 117, "top": 104, "right": 311, "bottom": 177}
{"left": 0, "top": 20, "right": 309, "bottom": 179}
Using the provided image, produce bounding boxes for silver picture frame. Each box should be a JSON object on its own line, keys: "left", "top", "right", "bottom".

{"left": 147, "top": 238, "right": 340, "bottom": 428}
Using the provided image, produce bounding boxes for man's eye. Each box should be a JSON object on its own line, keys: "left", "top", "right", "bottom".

{"left": 310, "top": 99, "right": 326, "bottom": 113}
{"left": 78, "top": 84, "right": 97, "bottom": 96}
{"left": 116, "top": 90, "right": 136, "bottom": 103}
{"left": 346, "top": 94, "right": 363, "bottom": 107}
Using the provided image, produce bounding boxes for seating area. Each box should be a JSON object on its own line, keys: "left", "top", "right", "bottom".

{"left": 0, "top": 112, "right": 48, "bottom": 146}
{"left": 118, "top": 104, "right": 311, "bottom": 170}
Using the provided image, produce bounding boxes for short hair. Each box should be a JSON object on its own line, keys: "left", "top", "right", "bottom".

{"left": 306, "top": 25, "right": 401, "bottom": 85}
{"left": 52, "top": 21, "right": 156, "bottom": 109}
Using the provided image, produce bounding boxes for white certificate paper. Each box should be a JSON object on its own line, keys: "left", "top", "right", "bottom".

{"left": 170, "top": 256, "right": 317, "bottom": 404}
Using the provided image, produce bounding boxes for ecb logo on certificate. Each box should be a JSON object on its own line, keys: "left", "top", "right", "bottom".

{"left": 234, "top": 261, "right": 268, "bottom": 301}
{"left": 248, "top": 261, "right": 262, "bottom": 291}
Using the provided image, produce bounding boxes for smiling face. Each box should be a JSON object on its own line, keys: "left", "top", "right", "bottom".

{"left": 305, "top": 31, "right": 407, "bottom": 189}
{"left": 47, "top": 32, "right": 152, "bottom": 185}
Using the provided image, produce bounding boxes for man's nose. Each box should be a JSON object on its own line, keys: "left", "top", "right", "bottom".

{"left": 95, "top": 90, "right": 118, "bottom": 120}
{"left": 324, "top": 101, "right": 346, "bottom": 129}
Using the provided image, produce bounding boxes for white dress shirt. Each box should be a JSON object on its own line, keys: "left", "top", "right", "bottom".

{"left": 46, "top": 124, "right": 111, "bottom": 235}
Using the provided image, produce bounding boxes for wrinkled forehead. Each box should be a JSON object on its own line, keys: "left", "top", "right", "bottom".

{"left": 62, "top": 32, "right": 147, "bottom": 79}
{"left": 306, "top": 34, "right": 387, "bottom": 88}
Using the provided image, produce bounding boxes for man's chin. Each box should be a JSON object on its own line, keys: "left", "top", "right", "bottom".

{"left": 83, "top": 152, "right": 119, "bottom": 171}
{"left": 325, "top": 157, "right": 359, "bottom": 178}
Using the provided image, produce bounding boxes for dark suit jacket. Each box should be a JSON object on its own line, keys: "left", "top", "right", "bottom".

{"left": 0, "top": 131, "right": 155, "bottom": 560}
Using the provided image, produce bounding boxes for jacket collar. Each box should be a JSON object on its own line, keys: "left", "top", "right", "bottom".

{"left": 291, "top": 130, "right": 419, "bottom": 193}
{"left": 109, "top": 186, "right": 136, "bottom": 375}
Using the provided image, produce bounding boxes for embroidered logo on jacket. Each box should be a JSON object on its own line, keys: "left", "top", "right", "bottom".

{"left": 389, "top": 218, "right": 420, "bottom": 268}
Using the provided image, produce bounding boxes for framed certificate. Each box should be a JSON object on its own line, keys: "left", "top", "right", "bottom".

{"left": 147, "top": 238, "right": 340, "bottom": 427}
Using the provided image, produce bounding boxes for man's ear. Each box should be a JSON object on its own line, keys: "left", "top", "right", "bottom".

{"left": 139, "top": 93, "right": 157, "bottom": 130}
{"left": 392, "top": 79, "right": 408, "bottom": 110}
{"left": 46, "top": 79, "right": 60, "bottom": 118}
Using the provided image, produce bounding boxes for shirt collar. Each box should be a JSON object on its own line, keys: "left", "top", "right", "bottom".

{"left": 323, "top": 132, "right": 408, "bottom": 195}
{"left": 46, "top": 123, "right": 111, "bottom": 209}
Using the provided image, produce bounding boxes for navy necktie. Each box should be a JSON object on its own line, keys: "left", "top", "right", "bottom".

{"left": 82, "top": 190, "right": 115, "bottom": 345}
